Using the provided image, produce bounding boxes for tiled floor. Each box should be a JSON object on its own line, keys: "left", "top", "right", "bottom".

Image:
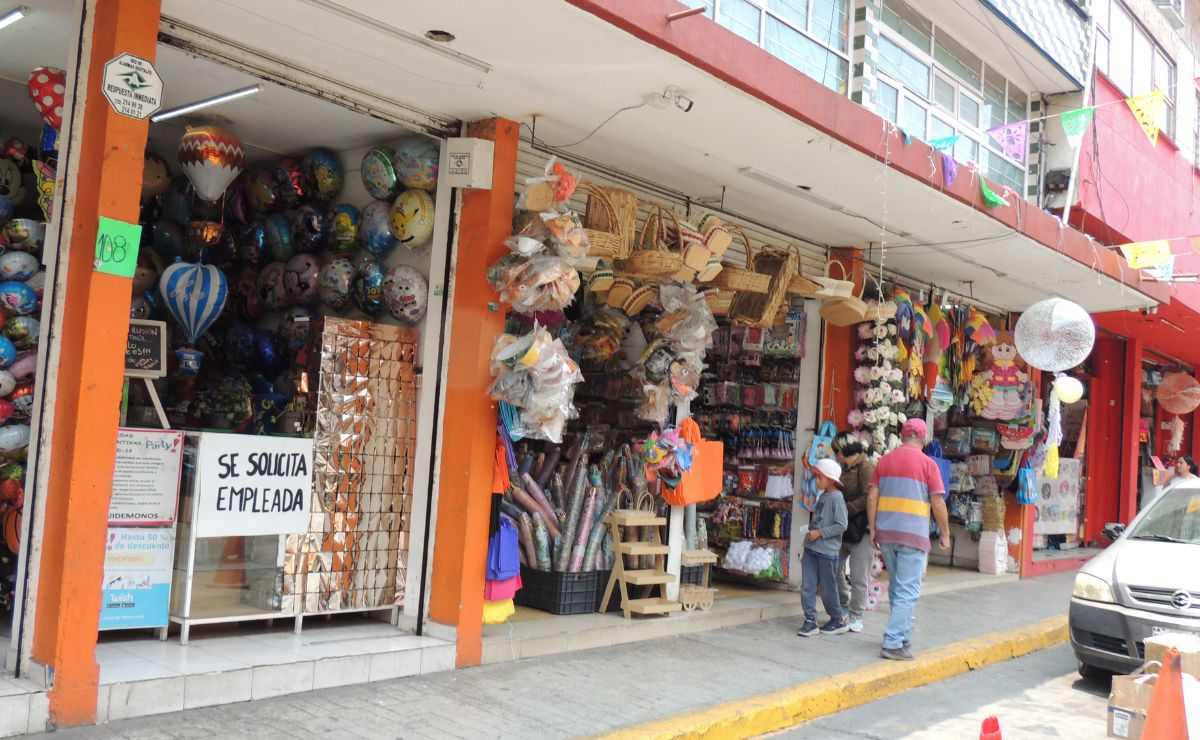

{"left": 95, "top": 620, "right": 446, "bottom": 684}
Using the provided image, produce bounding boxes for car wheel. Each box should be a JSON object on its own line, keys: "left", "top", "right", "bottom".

{"left": 1078, "top": 661, "right": 1111, "bottom": 681}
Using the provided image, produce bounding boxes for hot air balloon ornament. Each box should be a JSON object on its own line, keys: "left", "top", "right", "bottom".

{"left": 159, "top": 261, "right": 228, "bottom": 374}
{"left": 178, "top": 126, "right": 245, "bottom": 203}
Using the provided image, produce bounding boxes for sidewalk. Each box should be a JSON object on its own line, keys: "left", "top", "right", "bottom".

{"left": 42, "top": 571, "right": 1074, "bottom": 739}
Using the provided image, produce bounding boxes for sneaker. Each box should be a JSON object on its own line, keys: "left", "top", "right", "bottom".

{"left": 847, "top": 616, "right": 864, "bottom": 633}
{"left": 820, "top": 618, "right": 850, "bottom": 635}
{"left": 880, "top": 646, "right": 915, "bottom": 661}
{"left": 797, "top": 620, "right": 819, "bottom": 637}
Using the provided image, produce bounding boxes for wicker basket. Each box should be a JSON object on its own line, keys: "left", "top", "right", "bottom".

{"left": 704, "top": 288, "right": 734, "bottom": 316}
{"left": 811, "top": 260, "right": 856, "bottom": 298}
{"left": 582, "top": 183, "right": 638, "bottom": 261}
{"left": 618, "top": 202, "right": 684, "bottom": 279}
{"left": 678, "top": 584, "right": 716, "bottom": 612}
{"left": 819, "top": 275, "right": 868, "bottom": 326}
{"left": 729, "top": 244, "right": 798, "bottom": 328}
{"left": 710, "top": 226, "right": 771, "bottom": 293}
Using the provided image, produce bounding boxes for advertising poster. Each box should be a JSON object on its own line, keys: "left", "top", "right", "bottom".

{"left": 99, "top": 527, "right": 175, "bottom": 630}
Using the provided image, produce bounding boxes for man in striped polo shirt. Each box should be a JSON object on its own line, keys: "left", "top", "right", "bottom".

{"left": 867, "top": 418, "right": 950, "bottom": 661}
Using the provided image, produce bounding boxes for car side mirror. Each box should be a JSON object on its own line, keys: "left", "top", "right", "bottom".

{"left": 1102, "top": 523, "right": 1125, "bottom": 541}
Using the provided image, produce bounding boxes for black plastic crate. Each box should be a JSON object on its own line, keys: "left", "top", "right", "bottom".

{"left": 681, "top": 564, "right": 704, "bottom": 585}
{"left": 514, "top": 566, "right": 611, "bottom": 615}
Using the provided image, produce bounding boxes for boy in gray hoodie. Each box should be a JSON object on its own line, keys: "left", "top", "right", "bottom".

{"left": 798, "top": 458, "right": 849, "bottom": 637}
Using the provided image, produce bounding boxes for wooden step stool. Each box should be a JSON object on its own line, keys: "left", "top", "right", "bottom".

{"left": 598, "top": 509, "right": 681, "bottom": 619}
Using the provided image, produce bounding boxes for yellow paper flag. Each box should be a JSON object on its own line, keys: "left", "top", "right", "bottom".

{"left": 1119, "top": 240, "right": 1172, "bottom": 269}
{"left": 1126, "top": 90, "right": 1166, "bottom": 146}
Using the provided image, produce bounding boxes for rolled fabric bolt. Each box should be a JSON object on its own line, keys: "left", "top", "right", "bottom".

{"left": 556, "top": 454, "right": 589, "bottom": 572}
{"left": 536, "top": 446, "right": 561, "bottom": 490}
{"left": 516, "top": 512, "right": 537, "bottom": 569}
{"left": 520, "top": 473, "right": 557, "bottom": 532}
{"left": 584, "top": 488, "right": 618, "bottom": 570}
{"left": 552, "top": 535, "right": 563, "bottom": 569}
{"left": 510, "top": 485, "right": 561, "bottom": 539}
{"left": 568, "top": 488, "right": 599, "bottom": 572}
{"left": 563, "top": 433, "right": 588, "bottom": 496}
{"left": 531, "top": 511, "right": 553, "bottom": 571}
{"left": 602, "top": 532, "right": 615, "bottom": 570}
{"left": 532, "top": 452, "right": 545, "bottom": 483}
{"left": 499, "top": 498, "right": 525, "bottom": 525}
{"left": 518, "top": 451, "right": 535, "bottom": 478}
{"left": 549, "top": 471, "right": 566, "bottom": 513}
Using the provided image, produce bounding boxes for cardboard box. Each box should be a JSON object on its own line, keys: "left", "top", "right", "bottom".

{"left": 1143, "top": 633, "right": 1200, "bottom": 679}
{"left": 1108, "top": 673, "right": 1155, "bottom": 738}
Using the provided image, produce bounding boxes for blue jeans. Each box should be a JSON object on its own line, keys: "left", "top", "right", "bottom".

{"left": 880, "top": 543, "right": 926, "bottom": 649}
{"left": 801, "top": 549, "right": 843, "bottom": 624}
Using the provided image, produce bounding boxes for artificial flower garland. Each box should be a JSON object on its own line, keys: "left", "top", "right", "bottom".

{"left": 849, "top": 304, "right": 905, "bottom": 457}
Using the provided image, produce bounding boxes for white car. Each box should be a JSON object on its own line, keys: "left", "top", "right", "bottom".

{"left": 1070, "top": 480, "right": 1200, "bottom": 678}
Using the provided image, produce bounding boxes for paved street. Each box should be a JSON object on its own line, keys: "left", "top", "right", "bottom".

{"left": 781, "top": 643, "right": 1110, "bottom": 739}
{"left": 34, "top": 573, "right": 1075, "bottom": 739}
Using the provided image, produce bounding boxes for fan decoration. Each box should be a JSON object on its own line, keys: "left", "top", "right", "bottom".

{"left": 1157, "top": 372, "right": 1200, "bottom": 415}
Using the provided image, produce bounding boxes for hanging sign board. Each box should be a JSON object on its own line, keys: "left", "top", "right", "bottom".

{"left": 193, "top": 432, "right": 314, "bottom": 538}
{"left": 98, "top": 527, "right": 175, "bottom": 630}
{"left": 101, "top": 52, "right": 162, "bottom": 120}
{"left": 125, "top": 319, "right": 167, "bottom": 379}
{"left": 108, "top": 427, "right": 184, "bottom": 526}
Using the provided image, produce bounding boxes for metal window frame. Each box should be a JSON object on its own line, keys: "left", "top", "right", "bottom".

{"left": 1093, "top": 0, "right": 1177, "bottom": 138}
{"left": 710, "top": 0, "right": 853, "bottom": 87}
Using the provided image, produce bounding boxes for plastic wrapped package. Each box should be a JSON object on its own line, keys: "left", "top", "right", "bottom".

{"left": 542, "top": 210, "right": 589, "bottom": 261}
{"left": 488, "top": 324, "right": 583, "bottom": 443}
{"left": 658, "top": 283, "right": 717, "bottom": 358}
{"left": 636, "top": 381, "right": 671, "bottom": 426}
{"left": 488, "top": 254, "right": 580, "bottom": 314}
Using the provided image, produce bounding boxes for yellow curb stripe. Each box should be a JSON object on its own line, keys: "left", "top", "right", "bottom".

{"left": 599, "top": 614, "right": 1068, "bottom": 740}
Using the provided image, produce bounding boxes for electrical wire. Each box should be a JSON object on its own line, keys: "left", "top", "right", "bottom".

{"left": 526, "top": 102, "right": 647, "bottom": 149}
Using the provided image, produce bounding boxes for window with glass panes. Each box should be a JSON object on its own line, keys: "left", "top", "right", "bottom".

{"left": 874, "top": 0, "right": 1029, "bottom": 192}
{"left": 1093, "top": 0, "right": 1175, "bottom": 139}
{"left": 682, "top": 0, "right": 851, "bottom": 95}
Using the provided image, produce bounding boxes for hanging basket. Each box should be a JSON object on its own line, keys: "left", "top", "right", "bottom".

{"left": 618, "top": 202, "right": 684, "bottom": 279}
{"left": 729, "top": 243, "right": 798, "bottom": 328}
{"left": 811, "top": 260, "right": 856, "bottom": 298}
{"left": 787, "top": 247, "right": 824, "bottom": 298}
{"left": 710, "top": 226, "right": 771, "bottom": 293}
{"left": 819, "top": 274, "right": 868, "bottom": 326}
{"left": 582, "top": 183, "right": 638, "bottom": 260}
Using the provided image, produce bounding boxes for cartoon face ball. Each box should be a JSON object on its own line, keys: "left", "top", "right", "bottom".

{"left": 318, "top": 258, "right": 355, "bottom": 312}
{"left": 389, "top": 190, "right": 435, "bottom": 249}
{"left": 352, "top": 259, "right": 386, "bottom": 317}
{"left": 383, "top": 265, "right": 429, "bottom": 323}
{"left": 303, "top": 149, "right": 344, "bottom": 202}
{"left": 327, "top": 204, "right": 360, "bottom": 257}
{"left": 392, "top": 137, "right": 439, "bottom": 191}
{"left": 358, "top": 200, "right": 396, "bottom": 257}
{"left": 283, "top": 253, "right": 322, "bottom": 305}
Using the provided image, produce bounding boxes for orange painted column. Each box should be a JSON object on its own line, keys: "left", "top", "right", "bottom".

{"left": 31, "top": 0, "right": 158, "bottom": 726}
{"left": 428, "top": 118, "right": 518, "bottom": 668}
{"left": 819, "top": 248, "right": 864, "bottom": 429}
{"left": 1120, "top": 338, "right": 1144, "bottom": 523}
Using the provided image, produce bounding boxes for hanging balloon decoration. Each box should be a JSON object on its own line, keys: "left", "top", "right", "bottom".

{"left": 26, "top": 67, "right": 66, "bottom": 131}
{"left": 291, "top": 205, "right": 330, "bottom": 253}
{"left": 318, "top": 258, "right": 354, "bottom": 312}
{"left": 283, "top": 253, "right": 322, "bottom": 306}
{"left": 178, "top": 126, "right": 246, "bottom": 203}
{"left": 390, "top": 189, "right": 436, "bottom": 249}
{"left": 303, "top": 149, "right": 343, "bottom": 202}
{"left": 383, "top": 264, "right": 429, "bottom": 323}
{"left": 392, "top": 136, "right": 440, "bottom": 191}
{"left": 359, "top": 200, "right": 396, "bottom": 257}
{"left": 159, "top": 261, "right": 229, "bottom": 374}
{"left": 1052, "top": 375, "right": 1084, "bottom": 405}
{"left": 142, "top": 152, "right": 172, "bottom": 201}
{"left": 272, "top": 158, "right": 307, "bottom": 209}
{"left": 1157, "top": 372, "right": 1200, "bottom": 415}
{"left": 1013, "top": 297, "right": 1095, "bottom": 373}
{"left": 327, "top": 204, "right": 360, "bottom": 257}
{"left": 352, "top": 259, "right": 386, "bottom": 317}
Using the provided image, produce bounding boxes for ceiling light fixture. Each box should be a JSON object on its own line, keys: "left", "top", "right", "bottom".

{"left": 740, "top": 166, "right": 845, "bottom": 211}
{"left": 0, "top": 6, "right": 27, "bottom": 32}
{"left": 150, "top": 84, "right": 262, "bottom": 123}
{"left": 296, "top": 0, "right": 492, "bottom": 73}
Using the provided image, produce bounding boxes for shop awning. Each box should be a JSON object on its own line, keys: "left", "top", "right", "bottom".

{"left": 159, "top": 0, "right": 1165, "bottom": 314}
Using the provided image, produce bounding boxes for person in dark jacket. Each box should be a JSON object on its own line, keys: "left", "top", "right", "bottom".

{"left": 797, "top": 458, "right": 849, "bottom": 637}
{"left": 833, "top": 432, "right": 876, "bottom": 634}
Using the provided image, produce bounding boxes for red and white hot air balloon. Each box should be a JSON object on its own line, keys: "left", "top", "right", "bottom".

{"left": 178, "top": 125, "right": 245, "bottom": 202}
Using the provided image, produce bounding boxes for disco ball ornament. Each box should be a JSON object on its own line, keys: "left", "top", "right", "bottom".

{"left": 1013, "top": 298, "right": 1095, "bottom": 373}
{"left": 352, "top": 259, "right": 386, "bottom": 317}
{"left": 1158, "top": 373, "right": 1200, "bottom": 415}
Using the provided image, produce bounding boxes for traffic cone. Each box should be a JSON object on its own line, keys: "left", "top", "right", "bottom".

{"left": 979, "top": 716, "right": 1001, "bottom": 740}
{"left": 1143, "top": 647, "right": 1189, "bottom": 739}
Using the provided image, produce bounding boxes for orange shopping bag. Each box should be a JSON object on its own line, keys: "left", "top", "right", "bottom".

{"left": 664, "top": 418, "right": 724, "bottom": 506}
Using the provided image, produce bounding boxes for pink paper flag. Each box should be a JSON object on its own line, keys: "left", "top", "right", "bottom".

{"left": 987, "top": 121, "right": 1029, "bottom": 164}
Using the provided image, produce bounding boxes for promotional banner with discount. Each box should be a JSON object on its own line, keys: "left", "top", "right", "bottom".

{"left": 193, "top": 432, "right": 314, "bottom": 537}
{"left": 99, "top": 528, "right": 175, "bottom": 630}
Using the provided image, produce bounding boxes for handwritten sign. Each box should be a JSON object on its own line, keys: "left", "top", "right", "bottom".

{"left": 193, "top": 433, "right": 314, "bottom": 538}
{"left": 94, "top": 216, "right": 141, "bottom": 278}
{"left": 99, "top": 527, "right": 175, "bottom": 630}
{"left": 108, "top": 428, "right": 184, "bottom": 525}
{"left": 125, "top": 319, "right": 166, "bottom": 379}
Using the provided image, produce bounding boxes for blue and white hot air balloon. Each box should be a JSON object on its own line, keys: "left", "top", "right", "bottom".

{"left": 159, "top": 261, "right": 228, "bottom": 346}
